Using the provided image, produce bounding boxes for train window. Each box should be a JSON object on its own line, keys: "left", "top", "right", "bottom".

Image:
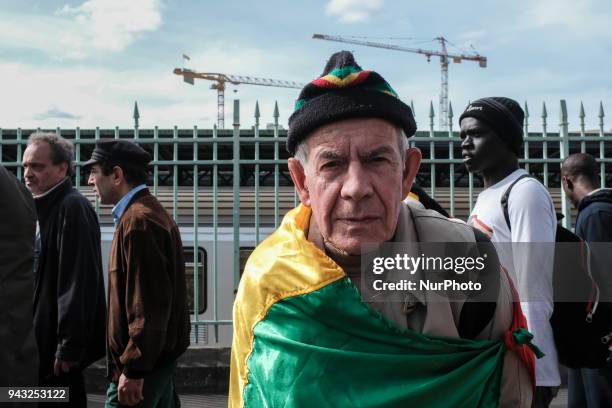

{"left": 239, "top": 247, "right": 255, "bottom": 279}
{"left": 183, "top": 246, "right": 207, "bottom": 314}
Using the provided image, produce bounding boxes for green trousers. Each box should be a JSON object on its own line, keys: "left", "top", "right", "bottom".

{"left": 105, "top": 361, "right": 180, "bottom": 408}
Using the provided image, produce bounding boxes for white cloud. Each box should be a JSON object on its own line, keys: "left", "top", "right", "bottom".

{"left": 58, "top": 0, "right": 162, "bottom": 52}
{"left": 519, "top": 0, "right": 611, "bottom": 36}
{"left": 325, "top": 0, "right": 384, "bottom": 23}
{"left": 0, "top": 43, "right": 305, "bottom": 129}
{"left": 0, "top": 0, "right": 162, "bottom": 59}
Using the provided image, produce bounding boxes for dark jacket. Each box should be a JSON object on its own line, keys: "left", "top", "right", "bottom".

{"left": 0, "top": 166, "right": 39, "bottom": 386}
{"left": 576, "top": 188, "right": 612, "bottom": 242}
{"left": 576, "top": 188, "right": 612, "bottom": 301}
{"left": 107, "top": 189, "right": 190, "bottom": 381}
{"left": 33, "top": 178, "right": 106, "bottom": 379}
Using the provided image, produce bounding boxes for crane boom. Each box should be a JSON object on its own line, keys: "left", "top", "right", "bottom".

{"left": 174, "top": 68, "right": 304, "bottom": 128}
{"left": 313, "top": 33, "right": 487, "bottom": 129}
{"left": 313, "top": 34, "right": 486, "bottom": 64}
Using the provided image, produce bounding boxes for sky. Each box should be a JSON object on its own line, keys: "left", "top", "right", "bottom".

{"left": 1, "top": 0, "right": 611, "bottom": 131}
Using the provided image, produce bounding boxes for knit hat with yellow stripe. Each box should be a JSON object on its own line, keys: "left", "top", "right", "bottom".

{"left": 287, "top": 50, "right": 416, "bottom": 154}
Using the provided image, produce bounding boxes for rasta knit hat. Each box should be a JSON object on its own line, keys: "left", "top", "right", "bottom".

{"left": 286, "top": 51, "right": 416, "bottom": 155}
{"left": 459, "top": 97, "right": 525, "bottom": 156}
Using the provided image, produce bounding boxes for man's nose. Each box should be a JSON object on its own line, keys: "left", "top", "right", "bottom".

{"left": 460, "top": 135, "right": 472, "bottom": 149}
{"left": 24, "top": 166, "right": 33, "bottom": 178}
{"left": 340, "top": 162, "right": 373, "bottom": 201}
{"left": 87, "top": 173, "right": 94, "bottom": 185}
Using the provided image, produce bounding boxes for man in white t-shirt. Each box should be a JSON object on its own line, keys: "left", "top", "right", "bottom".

{"left": 459, "top": 97, "right": 560, "bottom": 407}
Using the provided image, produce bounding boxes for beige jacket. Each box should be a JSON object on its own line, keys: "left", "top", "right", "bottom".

{"left": 309, "top": 201, "right": 533, "bottom": 407}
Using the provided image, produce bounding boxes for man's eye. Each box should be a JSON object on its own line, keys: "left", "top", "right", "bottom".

{"left": 371, "top": 156, "right": 388, "bottom": 163}
{"left": 321, "top": 161, "right": 338, "bottom": 169}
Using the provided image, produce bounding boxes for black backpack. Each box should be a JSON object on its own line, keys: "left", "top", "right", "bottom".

{"left": 501, "top": 174, "right": 612, "bottom": 368}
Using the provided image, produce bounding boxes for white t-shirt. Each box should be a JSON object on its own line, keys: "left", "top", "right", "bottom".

{"left": 468, "top": 168, "right": 561, "bottom": 387}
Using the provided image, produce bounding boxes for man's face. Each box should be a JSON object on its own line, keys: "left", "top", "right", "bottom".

{"left": 22, "top": 142, "right": 68, "bottom": 196}
{"left": 460, "top": 117, "right": 508, "bottom": 173}
{"left": 289, "top": 118, "right": 420, "bottom": 255}
{"left": 87, "top": 164, "right": 119, "bottom": 205}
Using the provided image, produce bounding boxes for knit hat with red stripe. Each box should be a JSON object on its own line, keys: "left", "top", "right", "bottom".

{"left": 287, "top": 51, "right": 416, "bottom": 155}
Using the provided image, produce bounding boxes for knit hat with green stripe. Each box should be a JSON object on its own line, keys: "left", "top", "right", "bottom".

{"left": 287, "top": 51, "right": 416, "bottom": 155}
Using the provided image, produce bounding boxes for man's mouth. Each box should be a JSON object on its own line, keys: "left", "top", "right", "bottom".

{"left": 338, "top": 216, "right": 378, "bottom": 223}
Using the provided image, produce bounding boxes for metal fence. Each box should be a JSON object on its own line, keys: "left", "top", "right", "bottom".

{"left": 2, "top": 98, "right": 611, "bottom": 345}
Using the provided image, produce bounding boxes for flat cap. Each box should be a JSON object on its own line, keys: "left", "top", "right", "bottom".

{"left": 82, "top": 139, "right": 151, "bottom": 170}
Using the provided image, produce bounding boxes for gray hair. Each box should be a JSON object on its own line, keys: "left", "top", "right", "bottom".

{"left": 294, "top": 128, "right": 410, "bottom": 171}
{"left": 27, "top": 132, "right": 75, "bottom": 177}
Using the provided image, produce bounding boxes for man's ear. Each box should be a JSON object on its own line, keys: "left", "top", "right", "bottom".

{"left": 562, "top": 175, "right": 573, "bottom": 191}
{"left": 58, "top": 161, "right": 69, "bottom": 177}
{"left": 288, "top": 158, "right": 311, "bottom": 206}
{"left": 112, "top": 166, "right": 124, "bottom": 186}
{"left": 401, "top": 147, "right": 422, "bottom": 198}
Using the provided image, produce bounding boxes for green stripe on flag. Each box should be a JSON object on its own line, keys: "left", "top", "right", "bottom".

{"left": 244, "top": 278, "right": 505, "bottom": 407}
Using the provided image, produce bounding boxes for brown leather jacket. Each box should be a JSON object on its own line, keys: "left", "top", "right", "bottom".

{"left": 107, "top": 188, "right": 190, "bottom": 381}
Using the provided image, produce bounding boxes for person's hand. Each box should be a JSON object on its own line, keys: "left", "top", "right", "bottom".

{"left": 53, "top": 358, "right": 77, "bottom": 376}
{"left": 118, "top": 373, "right": 144, "bottom": 406}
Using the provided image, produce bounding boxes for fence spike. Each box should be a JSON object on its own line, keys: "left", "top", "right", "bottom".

{"left": 599, "top": 101, "right": 605, "bottom": 119}
{"left": 273, "top": 101, "right": 279, "bottom": 125}
{"left": 254, "top": 101, "right": 260, "bottom": 126}
{"left": 579, "top": 101, "right": 585, "bottom": 119}
{"left": 448, "top": 101, "right": 453, "bottom": 120}
{"left": 410, "top": 100, "right": 415, "bottom": 116}
{"left": 429, "top": 101, "right": 435, "bottom": 118}
{"left": 133, "top": 101, "right": 140, "bottom": 129}
{"left": 560, "top": 100, "right": 568, "bottom": 125}
{"left": 524, "top": 101, "right": 529, "bottom": 118}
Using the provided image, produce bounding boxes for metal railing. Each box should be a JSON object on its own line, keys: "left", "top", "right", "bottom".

{"left": 2, "top": 98, "right": 610, "bottom": 344}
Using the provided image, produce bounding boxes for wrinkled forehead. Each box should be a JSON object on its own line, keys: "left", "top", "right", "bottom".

{"left": 306, "top": 118, "right": 402, "bottom": 157}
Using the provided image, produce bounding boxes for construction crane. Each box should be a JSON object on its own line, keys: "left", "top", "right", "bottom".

{"left": 313, "top": 34, "right": 487, "bottom": 130}
{"left": 173, "top": 68, "right": 304, "bottom": 129}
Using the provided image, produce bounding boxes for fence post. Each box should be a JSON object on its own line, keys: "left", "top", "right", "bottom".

{"left": 16, "top": 128, "right": 22, "bottom": 181}
{"left": 192, "top": 125, "right": 200, "bottom": 342}
{"left": 254, "top": 102, "right": 261, "bottom": 244}
{"left": 599, "top": 102, "right": 606, "bottom": 188}
{"left": 75, "top": 127, "right": 81, "bottom": 189}
{"left": 523, "top": 101, "right": 530, "bottom": 174}
{"left": 212, "top": 122, "right": 219, "bottom": 343}
{"left": 233, "top": 99, "right": 241, "bottom": 292}
{"left": 542, "top": 103, "right": 549, "bottom": 187}
{"left": 273, "top": 101, "right": 280, "bottom": 228}
{"left": 559, "top": 100, "right": 571, "bottom": 228}
{"left": 94, "top": 127, "right": 100, "bottom": 214}
{"left": 172, "top": 126, "right": 178, "bottom": 221}
{"left": 429, "top": 101, "right": 436, "bottom": 198}
{"left": 153, "top": 126, "right": 159, "bottom": 196}
{"left": 447, "top": 102, "right": 455, "bottom": 217}
{"left": 579, "top": 102, "right": 586, "bottom": 153}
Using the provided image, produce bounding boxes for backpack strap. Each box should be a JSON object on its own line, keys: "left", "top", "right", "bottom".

{"left": 500, "top": 174, "right": 537, "bottom": 231}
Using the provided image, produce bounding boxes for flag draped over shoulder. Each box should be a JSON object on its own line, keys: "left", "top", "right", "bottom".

{"left": 229, "top": 205, "right": 524, "bottom": 408}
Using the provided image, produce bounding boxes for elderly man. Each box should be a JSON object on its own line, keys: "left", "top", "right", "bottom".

{"left": 84, "top": 140, "right": 190, "bottom": 407}
{"left": 229, "top": 51, "right": 535, "bottom": 407}
{"left": 22, "top": 132, "right": 106, "bottom": 406}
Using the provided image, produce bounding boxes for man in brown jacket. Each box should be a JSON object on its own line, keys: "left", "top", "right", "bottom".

{"left": 84, "top": 140, "right": 190, "bottom": 407}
